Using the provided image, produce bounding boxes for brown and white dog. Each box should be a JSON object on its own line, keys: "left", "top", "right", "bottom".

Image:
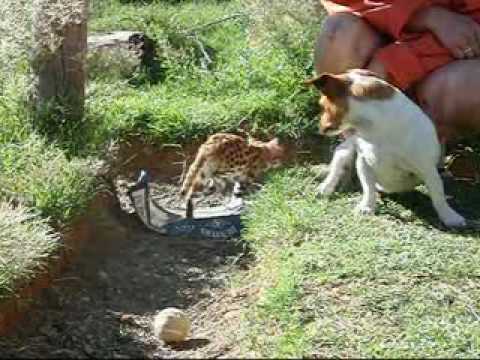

{"left": 306, "top": 69, "right": 466, "bottom": 228}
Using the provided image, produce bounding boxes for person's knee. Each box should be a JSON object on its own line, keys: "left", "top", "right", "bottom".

{"left": 314, "top": 13, "right": 384, "bottom": 75}
{"left": 416, "top": 60, "right": 480, "bottom": 142}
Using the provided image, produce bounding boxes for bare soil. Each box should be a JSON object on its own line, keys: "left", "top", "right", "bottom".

{"left": 0, "top": 191, "right": 252, "bottom": 358}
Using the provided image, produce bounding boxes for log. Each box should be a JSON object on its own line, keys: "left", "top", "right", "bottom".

{"left": 86, "top": 31, "right": 156, "bottom": 79}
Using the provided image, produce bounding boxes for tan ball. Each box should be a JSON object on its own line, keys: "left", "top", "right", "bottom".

{"left": 153, "top": 308, "right": 191, "bottom": 343}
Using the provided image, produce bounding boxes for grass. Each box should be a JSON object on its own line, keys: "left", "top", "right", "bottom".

{"left": 0, "top": 110, "right": 98, "bottom": 299}
{"left": 0, "top": 135, "right": 99, "bottom": 227}
{"left": 0, "top": 74, "right": 99, "bottom": 300}
{"left": 2, "top": 0, "right": 479, "bottom": 356}
{"left": 82, "top": 0, "right": 321, "bottom": 150}
{"left": 238, "top": 167, "right": 480, "bottom": 358}
{"left": 0, "top": 202, "right": 60, "bottom": 301}
{"left": 0, "top": 0, "right": 100, "bottom": 301}
{"left": 0, "top": 0, "right": 322, "bottom": 303}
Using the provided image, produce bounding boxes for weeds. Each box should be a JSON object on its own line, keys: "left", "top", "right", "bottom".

{"left": 0, "top": 202, "right": 59, "bottom": 301}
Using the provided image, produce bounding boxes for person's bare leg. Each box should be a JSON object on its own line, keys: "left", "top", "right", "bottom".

{"left": 366, "top": 56, "right": 390, "bottom": 81}
{"left": 314, "top": 13, "right": 385, "bottom": 75}
{"left": 415, "top": 60, "right": 480, "bottom": 144}
{"left": 314, "top": 13, "right": 386, "bottom": 188}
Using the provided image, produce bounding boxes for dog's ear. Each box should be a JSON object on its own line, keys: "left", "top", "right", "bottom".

{"left": 304, "top": 73, "right": 349, "bottom": 98}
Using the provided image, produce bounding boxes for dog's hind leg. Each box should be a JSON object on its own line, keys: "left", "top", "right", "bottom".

{"left": 317, "top": 136, "right": 356, "bottom": 196}
{"left": 421, "top": 166, "right": 466, "bottom": 228}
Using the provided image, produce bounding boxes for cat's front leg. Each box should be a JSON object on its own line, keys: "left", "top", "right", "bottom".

{"left": 317, "top": 137, "right": 356, "bottom": 196}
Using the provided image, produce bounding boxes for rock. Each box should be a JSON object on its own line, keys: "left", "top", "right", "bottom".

{"left": 152, "top": 308, "right": 191, "bottom": 343}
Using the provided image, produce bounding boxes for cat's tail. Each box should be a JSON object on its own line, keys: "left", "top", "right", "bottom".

{"left": 180, "top": 149, "right": 207, "bottom": 217}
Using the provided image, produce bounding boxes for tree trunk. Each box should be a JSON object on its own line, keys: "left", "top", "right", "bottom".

{"left": 33, "top": 0, "right": 88, "bottom": 122}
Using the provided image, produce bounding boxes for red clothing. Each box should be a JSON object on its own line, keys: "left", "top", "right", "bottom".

{"left": 322, "top": 0, "right": 480, "bottom": 89}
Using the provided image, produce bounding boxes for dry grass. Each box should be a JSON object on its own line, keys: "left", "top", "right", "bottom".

{"left": 0, "top": 202, "right": 59, "bottom": 300}
{"left": 0, "top": 0, "right": 33, "bottom": 79}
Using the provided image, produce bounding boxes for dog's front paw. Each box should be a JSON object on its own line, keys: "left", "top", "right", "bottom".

{"left": 442, "top": 211, "right": 467, "bottom": 228}
{"left": 354, "top": 202, "right": 375, "bottom": 216}
{"left": 317, "top": 181, "right": 335, "bottom": 197}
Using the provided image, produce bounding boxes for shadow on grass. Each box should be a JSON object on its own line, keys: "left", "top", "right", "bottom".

{"left": 379, "top": 179, "right": 480, "bottom": 232}
{"left": 312, "top": 159, "right": 480, "bottom": 232}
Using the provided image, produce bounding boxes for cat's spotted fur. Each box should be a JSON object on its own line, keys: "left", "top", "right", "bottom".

{"left": 180, "top": 133, "right": 284, "bottom": 218}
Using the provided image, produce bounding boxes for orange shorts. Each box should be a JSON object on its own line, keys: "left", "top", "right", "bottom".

{"left": 374, "top": 6, "right": 480, "bottom": 90}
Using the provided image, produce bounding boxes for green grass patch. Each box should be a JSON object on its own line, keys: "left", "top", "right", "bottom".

{"left": 239, "top": 167, "right": 480, "bottom": 358}
{"left": 0, "top": 75, "right": 33, "bottom": 144}
{"left": 0, "top": 135, "right": 99, "bottom": 227}
{"left": 81, "top": 0, "right": 322, "bottom": 150}
{"left": 242, "top": 254, "right": 316, "bottom": 358}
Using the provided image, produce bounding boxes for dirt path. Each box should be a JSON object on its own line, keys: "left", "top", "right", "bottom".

{"left": 0, "top": 196, "right": 251, "bottom": 358}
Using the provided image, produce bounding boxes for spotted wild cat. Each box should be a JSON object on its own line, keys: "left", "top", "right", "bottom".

{"left": 180, "top": 133, "right": 284, "bottom": 218}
